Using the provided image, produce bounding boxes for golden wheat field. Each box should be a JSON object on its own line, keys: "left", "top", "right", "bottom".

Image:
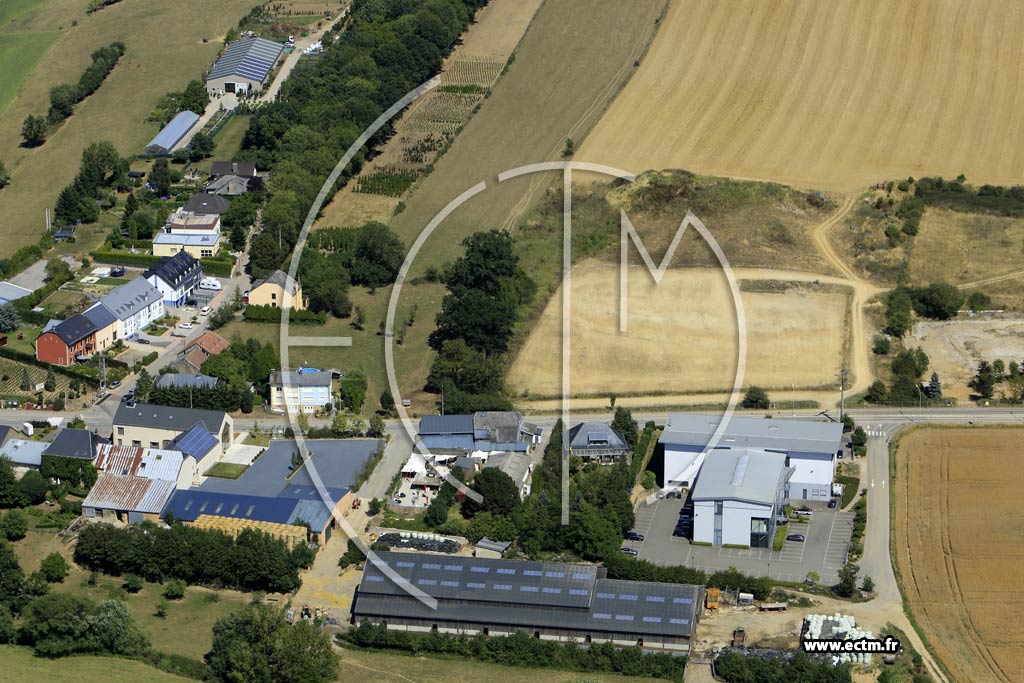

{"left": 579, "top": 0, "right": 1024, "bottom": 192}
{"left": 506, "top": 262, "right": 849, "bottom": 398}
{"left": 894, "top": 428, "right": 1024, "bottom": 683}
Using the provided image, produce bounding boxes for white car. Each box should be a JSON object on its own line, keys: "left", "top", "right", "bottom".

{"left": 200, "top": 306, "right": 212, "bottom": 316}
{"left": 199, "top": 278, "right": 222, "bottom": 291}
{"left": 179, "top": 321, "right": 194, "bottom": 329}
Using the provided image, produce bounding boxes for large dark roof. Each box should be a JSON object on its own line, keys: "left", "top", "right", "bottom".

{"left": 419, "top": 415, "right": 475, "bottom": 436}
{"left": 50, "top": 313, "right": 98, "bottom": 346}
{"left": 44, "top": 428, "right": 99, "bottom": 460}
{"left": 169, "top": 423, "right": 220, "bottom": 462}
{"left": 353, "top": 552, "right": 702, "bottom": 639}
{"left": 163, "top": 484, "right": 349, "bottom": 531}
{"left": 145, "top": 250, "right": 201, "bottom": 289}
{"left": 207, "top": 37, "right": 283, "bottom": 83}
{"left": 82, "top": 304, "right": 117, "bottom": 331}
{"left": 568, "top": 422, "right": 629, "bottom": 453}
{"left": 114, "top": 403, "right": 226, "bottom": 434}
{"left": 210, "top": 161, "right": 256, "bottom": 178}
{"left": 182, "top": 192, "right": 231, "bottom": 215}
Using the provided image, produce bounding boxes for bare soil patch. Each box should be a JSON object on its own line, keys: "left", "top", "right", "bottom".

{"left": 579, "top": 0, "right": 1024, "bottom": 193}
{"left": 894, "top": 428, "right": 1024, "bottom": 683}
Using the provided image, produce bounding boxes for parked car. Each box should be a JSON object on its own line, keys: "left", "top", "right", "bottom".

{"left": 179, "top": 321, "right": 194, "bottom": 329}
{"left": 185, "top": 298, "right": 198, "bottom": 306}
{"left": 672, "top": 526, "right": 689, "bottom": 538}
{"left": 624, "top": 531, "right": 645, "bottom": 542}
{"left": 786, "top": 534, "right": 806, "bottom": 542}
{"left": 200, "top": 306, "right": 212, "bottom": 316}
{"left": 109, "top": 380, "right": 121, "bottom": 389}
{"left": 828, "top": 499, "right": 838, "bottom": 509}
{"left": 620, "top": 547, "right": 639, "bottom": 556}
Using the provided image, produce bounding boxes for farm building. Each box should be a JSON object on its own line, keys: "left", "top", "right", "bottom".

{"left": 93, "top": 444, "right": 196, "bottom": 491}
{"left": 144, "top": 110, "right": 200, "bottom": 156}
{"left": 267, "top": 367, "right": 332, "bottom": 413}
{"left": 0, "top": 439, "right": 48, "bottom": 469}
{"left": 155, "top": 373, "right": 218, "bottom": 390}
{"left": 474, "top": 537, "right": 512, "bottom": 559}
{"left": 93, "top": 277, "right": 164, "bottom": 340}
{"left": 205, "top": 37, "right": 284, "bottom": 96}
{"left": 82, "top": 474, "right": 177, "bottom": 524}
{"left": 351, "top": 551, "right": 702, "bottom": 651}
{"left": 659, "top": 413, "right": 842, "bottom": 501}
{"left": 483, "top": 451, "right": 533, "bottom": 499}
{"left": 43, "top": 428, "right": 104, "bottom": 461}
{"left": 82, "top": 303, "right": 118, "bottom": 352}
{"left": 248, "top": 270, "right": 306, "bottom": 310}
{"left": 418, "top": 413, "right": 530, "bottom": 453}
{"left": 690, "top": 449, "right": 791, "bottom": 548}
{"left": 144, "top": 251, "right": 202, "bottom": 306}
{"left": 568, "top": 422, "right": 629, "bottom": 463}
{"left": 35, "top": 313, "right": 97, "bottom": 366}
{"left": 112, "top": 402, "right": 233, "bottom": 452}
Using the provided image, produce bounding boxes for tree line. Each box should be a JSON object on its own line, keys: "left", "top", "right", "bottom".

{"left": 53, "top": 141, "right": 131, "bottom": 227}
{"left": 73, "top": 522, "right": 315, "bottom": 593}
{"left": 714, "top": 651, "right": 852, "bottom": 683}
{"left": 22, "top": 43, "right": 126, "bottom": 147}
{"left": 239, "top": 0, "right": 486, "bottom": 283}
{"left": 970, "top": 358, "right": 1024, "bottom": 401}
{"left": 341, "top": 623, "right": 686, "bottom": 680}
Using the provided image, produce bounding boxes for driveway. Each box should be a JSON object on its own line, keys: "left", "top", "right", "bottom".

{"left": 9, "top": 256, "right": 80, "bottom": 291}
{"left": 635, "top": 498, "right": 853, "bottom": 585}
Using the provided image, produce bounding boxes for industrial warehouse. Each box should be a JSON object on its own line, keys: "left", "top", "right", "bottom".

{"left": 351, "top": 551, "right": 702, "bottom": 652}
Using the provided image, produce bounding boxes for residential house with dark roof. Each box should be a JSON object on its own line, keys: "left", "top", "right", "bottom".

{"left": 268, "top": 368, "right": 332, "bottom": 413}
{"left": 95, "top": 277, "right": 164, "bottom": 339}
{"left": 351, "top": 551, "right": 702, "bottom": 651}
{"left": 183, "top": 193, "right": 231, "bottom": 215}
{"left": 113, "top": 403, "right": 233, "bottom": 452}
{"left": 144, "top": 251, "right": 202, "bottom": 306}
{"left": 81, "top": 303, "right": 118, "bottom": 351}
{"left": 567, "top": 422, "right": 630, "bottom": 464}
{"left": 210, "top": 161, "right": 257, "bottom": 178}
{"left": 35, "top": 313, "right": 97, "bottom": 366}
{"left": 43, "top": 428, "right": 103, "bottom": 461}
{"left": 484, "top": 451, "right": 533, "bottom": 499}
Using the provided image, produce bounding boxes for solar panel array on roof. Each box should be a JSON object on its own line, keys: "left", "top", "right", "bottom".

{"left": 170, "top": 423, "right": 219, "bottom": 462}
{"left": 207, "top": 37, "right": 283, "bottom": 84}
{"left": 353, "top": 552, "right": 702, "bottom": 640}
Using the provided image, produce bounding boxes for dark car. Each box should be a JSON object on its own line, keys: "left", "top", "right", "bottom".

{"left": 828, "top": 499, "right": 838, "bottom": 509}
{"left": 185, "top": 298, "right": 198, "bottom": 306}
{"left": 786, "top": 534, "right": 806, "bottom": 542}
{"left": 109, "top": 380, "right": 121, "bottom": 389}
{"left": 137, "top": 337, "right": 151, "bottom": 345}
{"left": 625, "top": 531, "right": 645, "bottom": 542}
{"left": 620, "top": 547, "right": 639, "bottom": 556}
{"left": 672, "top": 526, "right": 689, "bottom": 538}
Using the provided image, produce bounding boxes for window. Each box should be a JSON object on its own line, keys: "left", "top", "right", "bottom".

{"left": 117, "top": 427, "right": 124, "bottom": 435}
{"left": 715, "top": 501, "right": 723, "bottom": 514}
{"left": 131, "top": 440, "right": 141, "bottom": 446}
{"left": 201, "top": 249, "right": 213, "bottom": 258}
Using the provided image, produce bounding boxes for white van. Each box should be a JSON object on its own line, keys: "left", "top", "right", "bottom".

{"left": 199, "top": 278, "right": 222, "bottom": 291}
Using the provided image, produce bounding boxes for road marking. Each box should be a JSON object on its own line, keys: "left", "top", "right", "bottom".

{"left": 882, "top": 479, "right": 886, "bottom": 488}
{"left": 871, "top": 479, "right": 874, "bottom": 487}
{"left": 288, "top": 336, "right": 352, "bottom": 346}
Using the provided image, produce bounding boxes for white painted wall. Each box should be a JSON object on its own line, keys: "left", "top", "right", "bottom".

{"left": 789, "top": 451, "right": 835, "bottom": 501}
{"left": 693, "top": 498, "right": 774, "bottom": 547}
{"left": 663, "top": 445, "right": 704, "bottom": 487}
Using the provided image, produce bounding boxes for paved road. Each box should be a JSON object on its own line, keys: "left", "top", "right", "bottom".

{"left": 860, "top": 432, "right": 900, "bottom": 602}
{"left": 9, "top": 256, "right": 80, "bottom": 291}
{"left": 260, "top": 9, "right": 349, "bottom": 103}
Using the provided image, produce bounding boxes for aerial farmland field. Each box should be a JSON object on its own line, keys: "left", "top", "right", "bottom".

{"left": 579, "top": 0, "right": 1024, "bottom": 193}
{"left": 894, "top": 428, "right": 1024, "bottom": 683}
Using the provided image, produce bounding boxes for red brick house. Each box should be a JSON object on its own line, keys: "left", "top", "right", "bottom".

{"left": 35, "top": 313, "right": 97, "bottom": 366}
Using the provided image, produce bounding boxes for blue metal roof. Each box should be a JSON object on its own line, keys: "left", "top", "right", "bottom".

{"left": 145, "top": 111, "right": 199, "bottom": 154}
{"left": 164, "top": 489, "right": 297, "bottom": 524}
{"left": 289, "top": 498, "right": 334, "bottom": 531}
{"left": 419, "top": 415, "right": 475, "bottom": 436}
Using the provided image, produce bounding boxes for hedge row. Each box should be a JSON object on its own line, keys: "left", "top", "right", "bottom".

{"left": 199, "top": 258, "right": 233, "bottom": 277}
{"left": 0, "top": 345, "right": 99, "bottom": 386}
{"left": 91, "top": 248, "right": 234, "bottom": 278}
{"left": 243, "top": 304, "right": 325, "bottom": 325}
{"left": 629, "top": 421, "right": 657, "bottom": 481}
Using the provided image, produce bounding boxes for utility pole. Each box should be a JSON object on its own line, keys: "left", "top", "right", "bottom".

{"left": 98, "top": 355, "right": 107, "bottom": 396}
{"left": 839, "top": 368, "right": 847, "bottom": 423}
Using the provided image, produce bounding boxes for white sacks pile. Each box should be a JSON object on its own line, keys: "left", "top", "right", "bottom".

{"left": 802, "top": 613, "right": 874, "bottom": 666}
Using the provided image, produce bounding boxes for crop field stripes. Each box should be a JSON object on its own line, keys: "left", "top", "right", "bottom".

{"left": 443, "top": 56, "right": 507, "bottom": 88}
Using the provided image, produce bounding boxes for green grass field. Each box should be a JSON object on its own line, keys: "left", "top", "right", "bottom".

{"left": 0, "top": 0, "right": 46, "bottom": 24}
{"left": 204, "top": 462, "right": 248, "bottom": 479}
{"left": 211, "top": 113, "right": 250, "bottom": 162}
{"left": 0, "top": 0, "right": 256, "bottom": 253}
{"left": 0, "top": 32, "right": 59, "bottom": 113}
{"left": 1, "top": 646, "right": 192, "bottom": 683}
{"left": 221, "top": 281, "right": 445, "bottom": 414}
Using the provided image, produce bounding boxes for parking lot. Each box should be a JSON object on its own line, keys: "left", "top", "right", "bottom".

{"left": 629, "top": 497, "right": 854, "bottom": 585}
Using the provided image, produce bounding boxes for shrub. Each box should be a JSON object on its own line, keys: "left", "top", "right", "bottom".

{"left": 123, "top": 574, "right": 144, "bottom": 593}
{"left": 163, "top": 578, "right": 186, "bottom": 600}
{"left": 39, "top": 552, "right": 70, "bottom": 583}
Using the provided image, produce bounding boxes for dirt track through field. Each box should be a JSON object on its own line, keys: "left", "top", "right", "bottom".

{"left": 895, "top": 428, "right": 1024, "bottom": 683}
{"left": 578, "top": 0, "right": 1024, "bottom": 192}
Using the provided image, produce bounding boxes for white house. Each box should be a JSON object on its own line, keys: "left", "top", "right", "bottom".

{"left": 268, "top": 368, "right": 333, "bottom": 413}
{"left": 91, "top": 277, "right": 164, "bottom": 340}
{"left": 659, "top": 413, "right": 842, "bottom": 502}
{"left": 691, "top": 448, "right": 791, "bottom": 548}
{"left": 144, "top": 251, "right": 202, "bottom": 307}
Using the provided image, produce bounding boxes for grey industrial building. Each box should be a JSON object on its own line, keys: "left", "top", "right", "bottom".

{"left": 351, "top": 551, "right": 702, "bottom": 652}
{"left": 205, "top": 37, "right": 284, "bottom": 96}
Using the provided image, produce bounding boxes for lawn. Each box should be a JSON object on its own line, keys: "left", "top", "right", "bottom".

{"left": 0, "top": 0, "right": 46, "bottom": 24}
{"left": 210, "top": 113, "right": 250, "bottom": 162}
{"left": 0, "top": 0, "right": 256, "bottom": 253}
{"left": 1, "top": 645, "right": 192, "bottom": 683}
{"left": 337, "top": 647, "right": 672, "bottom": 683}
{"left": 204, "top": 462, "right": 248, "bottom": 479}
{"left": 0, "top": 32, "right": 59, "bottom": 113}
{"left": 221, "top": 280, "right": 445, "bottom": 415}
{"left": 12, "top": 530, "right": 252, "bottom": 661}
